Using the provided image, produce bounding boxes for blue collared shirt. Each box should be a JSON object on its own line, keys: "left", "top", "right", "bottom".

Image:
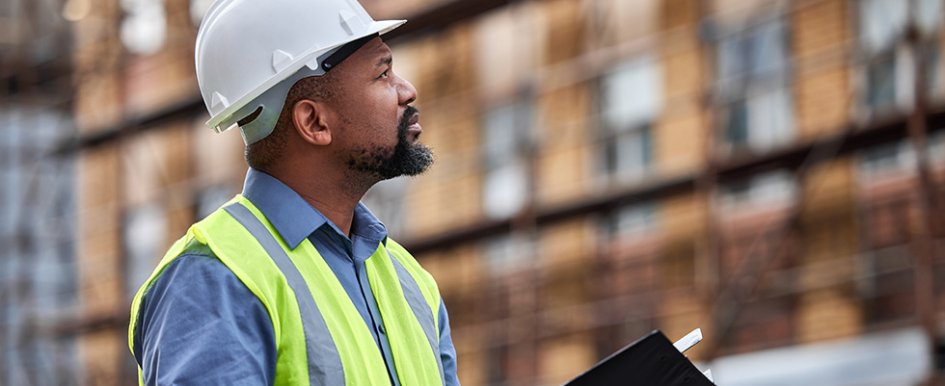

{"left": 133, "top": 168, "right": 459, "bottom": 385}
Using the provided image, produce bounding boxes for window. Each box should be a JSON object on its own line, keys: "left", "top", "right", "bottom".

{"left": 717, "top": 170, "right": 798, "bottom": 211}
{"left": 855, "top": 142, "right": 919, "bottom": 245}
{"left": 0, "top": 108, "right": 78, "bottom": 384}
{"left": 0, "top": 108, "right": 76, "bottom": 309}
{"left": 120, "top": 0, "right": 166, "bottom": 55}
{"left": 716, "top": 19, "right": 794, "bottom": 154}
{"left": 598, "top": 56, "right": 661, "bottom": 183}
{"left": 597, "top": 203, "right": 661, "bottom": 298}
{"left": 474, "top": 3, "right": 544, "bottom": 98}
{"left": 855, "top": 139, "right": 922, "bottom": 324}
{"left": 482, "top": 100, "right": 534, "bottom": 219}
{"left": 859, "top": 0, "right": 944, "bottom": 114}
{"left": 855, "top": 133, "right": 943, "bottom": 185}
{"left": 603, "top": 202, "right": 659, "bottom": 239}
{"left": 482, "top": 276, "right": 516, "bottom": 386}
{"left": 475, "top": 4, "right": 542, "bottom": 220}
{"left": 857, "top": 140, "right": 916, "bottom": 182}
{"left": 29, "top": 160, "right": 77, "bottom": 311}
{"left": 3, "top": 0, "right": 72, "bottom": 55}
{"left": 482, "top": 233, "right": 534, "bottom": 274}
{"left": 857, "top": 214, "right": 916, "bottom": 324}
{"left": 593, "top": 203, "right": 660, "bottom": 359}
{"left": 123, "top": 203, "right": 167, "bottom": 296}
{"left": 715, "top": 173, "right": 798, "bottom": 349}
{"left": 929, "top": 129, "right": 945, "bottom": 164}
{"left": 0, "top": 109, "right": 20, "bottom": 235}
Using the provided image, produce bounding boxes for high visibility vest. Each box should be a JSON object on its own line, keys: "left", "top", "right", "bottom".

{"left": 128, "top": 195, "right": 445, "bottom": 386}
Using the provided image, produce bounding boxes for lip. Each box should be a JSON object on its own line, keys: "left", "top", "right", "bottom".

{"left": 406, "top": 112, "right": 422, "bottom": 141}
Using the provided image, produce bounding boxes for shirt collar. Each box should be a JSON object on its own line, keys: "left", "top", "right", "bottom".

{"left": 241, "top": 168, "right": 389, "bottom": 249}
{"left": 351, "top": 201, "right": 390, "bottom": 246}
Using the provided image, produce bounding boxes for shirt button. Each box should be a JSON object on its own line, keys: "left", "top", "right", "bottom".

{"left": 378, "top": 324, "right": 387, "bottom": 334}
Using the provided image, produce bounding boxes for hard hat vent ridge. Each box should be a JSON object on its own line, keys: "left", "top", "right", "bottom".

{"left": 271, "top": 50, "right": 295, "bottom": 73}
{"left": 339, "top": 9, "right": 357, "bottom": 36}
{"left": 211, "top": 92, "right": 229, "bottom": 112}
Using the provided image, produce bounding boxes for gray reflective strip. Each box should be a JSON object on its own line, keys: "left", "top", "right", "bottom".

{"left": 388, "top": 251, "right": 445, "bottom": 385}
{"left": 225, "top": 203, "right": 344, "bottom": 386}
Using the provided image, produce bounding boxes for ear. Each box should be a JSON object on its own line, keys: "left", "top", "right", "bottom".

{"left": 292, "top": 99, "right": 334, "bottom": 146}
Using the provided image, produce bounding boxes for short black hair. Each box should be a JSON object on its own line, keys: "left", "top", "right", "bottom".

{"left": 244, "top": 73, "right": 336, "bottom": 171}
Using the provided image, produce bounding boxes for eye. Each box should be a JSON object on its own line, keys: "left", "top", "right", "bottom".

{"left": 378, "top": 69, "right": 390, "bottom": 79}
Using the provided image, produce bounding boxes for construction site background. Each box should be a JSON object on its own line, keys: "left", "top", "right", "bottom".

{"left": 2, "top": 0, "right": 945, "bottom": 385}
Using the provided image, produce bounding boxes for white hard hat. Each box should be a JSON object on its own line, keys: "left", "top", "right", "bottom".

{"left": 195, "top": 0, "right": 405, "bottom": 144}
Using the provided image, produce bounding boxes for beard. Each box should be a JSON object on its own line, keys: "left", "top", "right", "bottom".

{"left": 346, "top": 105, "right": 434, "bottom": 180}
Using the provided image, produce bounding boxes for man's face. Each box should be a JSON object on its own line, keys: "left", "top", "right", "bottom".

{"left": 326, "top": 37, "right": 433, "bottom": 180}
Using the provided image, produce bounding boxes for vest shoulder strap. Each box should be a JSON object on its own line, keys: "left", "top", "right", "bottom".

{"left": 384, "top": 239, "right": 441, "bottom": 321}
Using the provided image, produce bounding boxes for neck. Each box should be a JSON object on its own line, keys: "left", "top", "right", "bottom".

{"left": 267, "top": 160, "right": 377, "bottom": 237}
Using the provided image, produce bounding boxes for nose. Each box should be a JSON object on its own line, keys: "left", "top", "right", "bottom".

{"left": 396, "top": 74, "right": 417, "bottom": 106}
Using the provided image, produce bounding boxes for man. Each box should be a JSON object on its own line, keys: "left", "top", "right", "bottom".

{"left": 127, "top": 0, "right": 459, "bottom": 385}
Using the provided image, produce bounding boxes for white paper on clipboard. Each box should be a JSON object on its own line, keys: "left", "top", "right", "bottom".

{"left": 673, "top": 328, "right": 703, "bottom": 353}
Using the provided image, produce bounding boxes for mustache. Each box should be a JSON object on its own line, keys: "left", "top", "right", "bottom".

{"left": 398, "top": 105, "right": 420, "bottom": 131}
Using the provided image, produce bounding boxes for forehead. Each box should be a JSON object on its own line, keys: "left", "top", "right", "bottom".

{"left": 344, "top": 37, "right": 392, "bottom": 69}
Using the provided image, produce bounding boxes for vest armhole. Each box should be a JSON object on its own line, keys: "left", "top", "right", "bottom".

{"left": 129, "top": 232, "right": 195, "bottom": 354}
{"left": 129, "top": 235, "right": 218, "bottom": 365}
{"left": 138, "top": 237, "right": 216, "bottom": 299}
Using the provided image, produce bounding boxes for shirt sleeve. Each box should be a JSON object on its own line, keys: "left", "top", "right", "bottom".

{"left": 133, "top": 254, "right": 276, "bottom": 386}
{"left": 437, "top": 299, "right": 461, "bottom": 386}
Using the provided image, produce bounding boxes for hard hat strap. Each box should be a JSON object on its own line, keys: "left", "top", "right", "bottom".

{"left": 321, "top": 33, "right": 379, "bottom": 71}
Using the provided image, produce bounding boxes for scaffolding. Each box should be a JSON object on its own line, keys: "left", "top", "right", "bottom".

{"left": 16, "top": 0, "right": 945, "bottom": 385}
{"left": 1, "top": 0, "right": 79, "bottom": 384}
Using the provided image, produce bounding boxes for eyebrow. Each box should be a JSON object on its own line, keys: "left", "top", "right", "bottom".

{"left": 375, "top": 55, "right": 392, "bottom": 68}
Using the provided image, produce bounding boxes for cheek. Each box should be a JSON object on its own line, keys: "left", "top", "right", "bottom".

{"left": 368, "top": 90, "right": 402, "bottom": 128}
{"left": 342, "top": 87, "right": 401, "bottom": 138}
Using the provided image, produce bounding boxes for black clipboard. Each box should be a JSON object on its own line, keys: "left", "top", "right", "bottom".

{"left": 563, "top": 330, "right": 715, "bottom": 386}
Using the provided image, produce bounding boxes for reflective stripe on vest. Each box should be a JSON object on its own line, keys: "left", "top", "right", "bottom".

{"left": 129, "top": 195, "right": 443, "bottom": 386}
{"left": 387, "top": 253, "right": 445, "bottom": 385}
{"left": 224, "top": 203, "right": 344, "bottom": 385}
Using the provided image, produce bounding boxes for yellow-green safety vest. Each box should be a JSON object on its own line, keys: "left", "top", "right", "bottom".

{"left": 128, "top": 195, "right": 445, "bottom": 385}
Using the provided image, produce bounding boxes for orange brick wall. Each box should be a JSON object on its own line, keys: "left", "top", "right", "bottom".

{"left": 793, "top": 0, "right": 853, "bottom": 139}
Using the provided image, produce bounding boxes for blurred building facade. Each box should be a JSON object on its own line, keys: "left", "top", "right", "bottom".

{"left": 19, "top": 0, "right": 945, "bottom": 385}
{"left": 1, "top": 0, "right": 80, "bottom": 384}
